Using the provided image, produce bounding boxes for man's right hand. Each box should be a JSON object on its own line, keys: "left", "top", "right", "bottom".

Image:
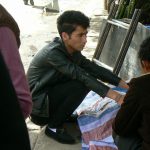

{"left": 106, "top": 89, "right": 125, "bottom": 105}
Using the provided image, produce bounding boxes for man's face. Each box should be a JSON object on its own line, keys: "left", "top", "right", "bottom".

{"left": 62, "top": 26, "right": 88, "bottom": 54}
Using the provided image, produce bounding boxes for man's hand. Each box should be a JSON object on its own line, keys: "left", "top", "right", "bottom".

{"left": 106, "top": 89, "right": 125, "bottom": 105}
{"left": 115, "top": 94, "right": 125, "bottom": 105}
{"left": 118, "top": 79, "right": 129, "bottom": 89}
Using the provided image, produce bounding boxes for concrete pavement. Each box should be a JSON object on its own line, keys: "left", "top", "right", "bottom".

{"left": 0, "top": 0, "right": 108, "bottom": 149}
{"left": 1, "top": 0, "right": 108, "bottom": 71}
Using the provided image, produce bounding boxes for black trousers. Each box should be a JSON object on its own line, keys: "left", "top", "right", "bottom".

{"left": 112, "top": 131, "right": 142, "bottom": 150}
{"left": 47, "top": 80, "right": 90, "bottom": 128}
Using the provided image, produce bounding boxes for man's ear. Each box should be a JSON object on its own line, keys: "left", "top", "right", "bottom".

{"left": 141, "top": 60, "right": 150, "bottom": 73}
{"left": 61, "top": 32, "right": 69, "bottom": 41}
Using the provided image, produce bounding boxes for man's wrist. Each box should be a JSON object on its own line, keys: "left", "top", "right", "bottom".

{"left": 118, "top": 80, "right": 129, "bottom": 89}
{"left": 106, "top": 89, "right": 120, "bottom": 100}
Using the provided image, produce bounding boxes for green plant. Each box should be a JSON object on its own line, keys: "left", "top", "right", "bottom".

{"left": 116, "top": 0, "right": 150, "bottom": 24}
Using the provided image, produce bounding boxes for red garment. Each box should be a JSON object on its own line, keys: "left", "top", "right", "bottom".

{"left": 0, "top": 27, "right": 32, "bottom": 119}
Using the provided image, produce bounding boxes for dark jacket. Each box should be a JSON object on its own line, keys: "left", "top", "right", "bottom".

{"left": 112, "top": 74, "right": 150, "bottom": 150}
{"left": 27, "top": 37, "right": 121, "bottom": 117}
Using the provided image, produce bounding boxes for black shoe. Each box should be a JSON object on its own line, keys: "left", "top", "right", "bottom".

{"left": 45, "top": 126, "right": 75, "bottom": 144}
{"left": 30, "top": 0, "right": 34, "bottom": 6}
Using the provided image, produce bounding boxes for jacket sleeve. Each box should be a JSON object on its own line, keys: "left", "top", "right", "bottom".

{"left": 141, "top": 107, "right": 150, "bottom": 150}
{"left": 79, "top": 53, "right": 121, "bottom": 86}
{"left": 0, "top": 27, "right": 32, "bottom": 119}
{"left": 112, "top": 78, "right": 141, "bottom": 136}
{"left": 47, "top": 50, "right": 109, "bottom": 97}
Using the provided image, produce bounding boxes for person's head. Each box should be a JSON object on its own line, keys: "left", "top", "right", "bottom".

{"left": 138, "top": 37, "right": 150, "bottom": 73}
{"left": 57, "top": 10, "right": 90, "bottom": 54}
{"left": 0, "top": 4, "right": 20, "bottom": 47}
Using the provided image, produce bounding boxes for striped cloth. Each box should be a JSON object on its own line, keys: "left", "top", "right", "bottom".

{"left": 77, "top": 89, "right": 126, "bottom": 150}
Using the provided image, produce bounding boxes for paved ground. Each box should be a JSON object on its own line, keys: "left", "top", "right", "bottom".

{"left": 1, "top": 0, "right": 108, "bottom": 71}
{"left": 1, "top": 0, "right": 108, "bottom": 149}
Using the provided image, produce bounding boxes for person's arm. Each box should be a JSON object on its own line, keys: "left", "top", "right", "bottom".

{"left": 113, "top": 77, "right": 150, "bottom": 150}
{"left": 79, "top": 53, "right": 129, "bottom": 89}
{"left": 0, "top": 52, "right": 31, "bottom": 150}
{"left": 48, "top": 49, "right": 115, "bottom": 98}
{"left": 112, "top": 78, "right": 141, "bottom": 136}
{"left": 141, "top": 107, "right": 150, "bottom": 150}
{"left": 0, "top": 27, "right": 32, "bottom": 118}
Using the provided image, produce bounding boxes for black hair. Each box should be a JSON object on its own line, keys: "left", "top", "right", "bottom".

{"left": 138, "top": 37, "right": 150, "bottom": 61}
{"left": 57, "top": 10, "right": 90, "bottom": 37}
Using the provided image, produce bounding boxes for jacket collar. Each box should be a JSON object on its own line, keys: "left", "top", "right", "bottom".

{"left": 53, "top": 37, "right": 73, "bottom": 57}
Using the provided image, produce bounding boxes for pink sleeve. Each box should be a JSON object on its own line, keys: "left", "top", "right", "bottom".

{"left": 0, "top": 27, "right": 32, "bottom": 119}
